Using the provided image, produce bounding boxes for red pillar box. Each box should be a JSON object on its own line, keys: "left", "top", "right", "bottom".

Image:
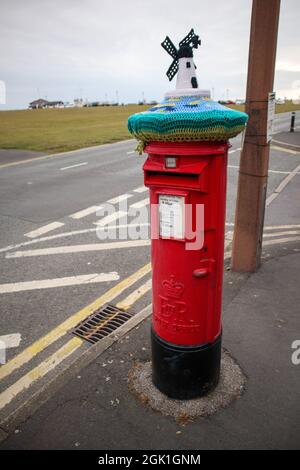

{"left": 128, "top": 30, "right": 247, "bottom": 399}
{"left": 144, "top": 142, "right": 228, "bottom": 398}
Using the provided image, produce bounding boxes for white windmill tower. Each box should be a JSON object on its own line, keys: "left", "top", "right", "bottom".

{"left": 161, "top": 29, "right": 210, "bottom": 99}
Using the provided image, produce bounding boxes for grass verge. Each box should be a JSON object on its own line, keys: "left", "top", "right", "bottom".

{"left": 0, "top": 105, "right": 147, "bottom": 154}
{"left": 0, "top": 101, "right": 299, "bottom": 155}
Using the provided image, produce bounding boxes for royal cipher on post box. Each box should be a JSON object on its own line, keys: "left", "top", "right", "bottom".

{"left": 128, "top": 29, "right": 248, "bottom": 399}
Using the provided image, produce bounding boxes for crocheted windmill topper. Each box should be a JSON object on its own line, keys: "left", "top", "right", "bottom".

{"left": 162, "top": 29, "right": 201, "bottom": 88}
{"left": 127, "top": 29, "right": 248, "bottom": 147}
{"left": 161, "top": 29, "right": 210, "bottom": 99}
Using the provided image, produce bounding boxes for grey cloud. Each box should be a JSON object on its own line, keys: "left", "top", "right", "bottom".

{"left": 0, "top": 0, "right": 299, "bottom": 109}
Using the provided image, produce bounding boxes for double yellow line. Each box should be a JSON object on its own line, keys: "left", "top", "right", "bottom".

{"left": 0, "top": 263, "right": 151, "bottom": 409}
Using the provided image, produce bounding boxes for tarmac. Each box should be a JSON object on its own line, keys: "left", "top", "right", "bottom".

{"left": 0, "top": 149, "right": 46, "bottom": 165}
{"left": 1, "top": 132, "right": 300, "bottom": 450}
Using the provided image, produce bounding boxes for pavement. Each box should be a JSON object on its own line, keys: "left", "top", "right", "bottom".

{"left": 0, "top": 114, "right": 299, "bottom": 449}
{"left": 273, "top": 130, "right": 300, "bottom": 149}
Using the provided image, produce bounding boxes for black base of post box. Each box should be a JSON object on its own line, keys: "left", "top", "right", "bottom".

{"left": 151, "top": 328, "right": 222, "bottom": 400}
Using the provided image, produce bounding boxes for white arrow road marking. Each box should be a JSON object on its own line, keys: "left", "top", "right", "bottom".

{"left": 0, "top": 333, "right": 21, "bottom": 349}
{"left": 24, "top": 221, "right": 65, "bottom": 239}
{"left": 69, "top": 205, "right": 101, "bottom": 219}
{"left": 6, "top": 240, "right": 150, "bottom": 258}
{"left": 0, "top": 273, "right": 120, "bottom": 294}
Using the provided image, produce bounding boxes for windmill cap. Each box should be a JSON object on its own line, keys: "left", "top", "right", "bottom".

{"left": 178, "top": 45, "right": 193, "bottom": 59}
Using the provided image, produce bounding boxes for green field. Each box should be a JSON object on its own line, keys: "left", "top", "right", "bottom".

{"left": 228, "top": 100, "right": 300, "bottom": 115}
{"left": 0, "top": 101, "right": 299, "bottom": 154}
{"left": 0, "top": 105, "right": 147, "bottom": 154}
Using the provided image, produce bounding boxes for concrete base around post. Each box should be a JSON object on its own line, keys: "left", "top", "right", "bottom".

{"left": 128, "top": 348, "right": 245, "bottom": 421}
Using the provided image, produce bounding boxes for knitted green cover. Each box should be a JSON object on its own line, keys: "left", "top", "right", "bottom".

{"left": 128, "top": 96, "right": 248, "bottom": 142}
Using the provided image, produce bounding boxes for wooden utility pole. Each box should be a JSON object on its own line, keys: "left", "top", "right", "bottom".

{"left": 231, "top": 0, "right": 281, "bottom": 272}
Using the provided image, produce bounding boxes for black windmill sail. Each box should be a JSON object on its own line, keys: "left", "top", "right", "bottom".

{"left": 161, "top": 29, "right": 209, "bottom": 98}
{"left": 161, "top": 35, "right": 179, "bottom": 81}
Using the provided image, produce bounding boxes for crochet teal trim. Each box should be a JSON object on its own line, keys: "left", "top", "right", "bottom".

{"left": 128, "top": 96, "right": 248, "bottom": 142}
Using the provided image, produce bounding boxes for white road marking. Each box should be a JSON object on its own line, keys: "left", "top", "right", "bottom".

{"left": 107, "top": 194, "right": 133, "bottom": 204}
{"left": 6, "top": 240, "right": 151, "bottom": 258}
{"left": 224, "top": 234, "right": 300, "bottom": 259}
{"left": 60, "top": 162, "right": 88, "bottom": 171}
{"left": 0, "top": 273, "right": 120, "bottom": 294}
{"left": 271, "top": 145, "right": 299, "bottom": 154}
{"left": 130, "top": 198, "right": 150, "bottom": 209}
{"left": 96, "top": 222, "right": 149, "bottom": 230}
{"left": 263, "top": 230, "right": 300, "bottom": 238}
{"left": 0, "top": 228, "right": 97, "bottom": 254}
{"left": 69, "top": 205, "right": 101, "bottom": 219}
{"left": 0, "top": 264, "right": 151, "bottom": 381}
{"left": 227, "top": 165, "right": 300, "bottom": 175}
{"left": 266, "top": 163, "right": 300, "bottom": 206}
{"left": 0, "top": 139, "right": 135, "bottom": 169}
{"left": 228, "top": 147, "right": 242, "bottom": 154}
{"left": 69, "top": 188, "right": 149, "bottom": 221}
{"left": 0, "top": 223, "right": 151, "bottom": 254}
{"left": 0, "top": 300, "right": 153, "bottom": 410}
{"left": 133, "top": 186, "right": 148, "bottom": 193}
{"left": 24, "top": 221, "right": 65, "bottom": 239}
{"left": 264, "top": 224, "right": 300, "bottom": 230}
{"left": 0, "top": 333, "right": 21, "bottom": 349}
{"left": 265, "top": 192, "right": 278, "bottom": 205}
{"left": 94, "top": 211, "right": 127, "bottom": 226}
{"left": 127, "top": 150, "right": 135, "bottom": 155}
{"left": 263, "top": 236, "right": 300, "bottom": 246}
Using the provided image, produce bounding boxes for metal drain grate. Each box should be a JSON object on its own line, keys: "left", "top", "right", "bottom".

{"left": 72, "top": 303, "right": 134, "bottom": 344}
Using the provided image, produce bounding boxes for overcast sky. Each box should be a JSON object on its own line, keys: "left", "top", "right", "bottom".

{"left": 0, "top": 0, "right": 299, "bottom": 109}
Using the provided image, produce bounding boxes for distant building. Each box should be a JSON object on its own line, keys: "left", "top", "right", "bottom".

{"left": 29, "top": 99, "right": 64, "bottom": 109}
{"left": 29, "top": 99, "right": 48, "bottom": 109}
{"left": 46, "top": 100, "right": 64, "bottom": 108}
{"left": 74, "top": 98, "right": 84, "bottom": 107}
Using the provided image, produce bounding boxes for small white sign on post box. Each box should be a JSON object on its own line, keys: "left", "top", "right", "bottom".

{"left": 267, "top": 92, "right": 276, "bottom": 143}
{"left": 159, "top": 194, "right": 185, "bottom": 239}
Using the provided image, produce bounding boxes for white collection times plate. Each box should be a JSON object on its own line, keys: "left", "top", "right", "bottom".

{"left": 159, "top": 194, "right": 185, "bottom": 239}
